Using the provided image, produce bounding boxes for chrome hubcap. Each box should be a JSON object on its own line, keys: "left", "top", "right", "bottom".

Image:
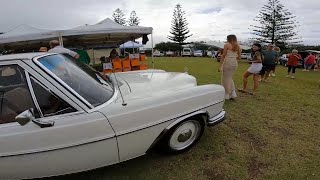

{"left": 178, "top": 129, "right": 192, "bottom": 142}
{"left": 169, "top": 120, "right": 201, "bottom": 151}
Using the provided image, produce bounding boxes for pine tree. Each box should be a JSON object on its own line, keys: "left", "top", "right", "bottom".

{"left": 168, "top": 4, "right": 192, "bottom": 52}
{"left": 251, "top": 0, "right": 300, "bottom": 46}
{"left": 112, "top": 8, "right": 126, "bottom": 25}
{"left": 128, "top": 11, "right": 140, "bottom": 26}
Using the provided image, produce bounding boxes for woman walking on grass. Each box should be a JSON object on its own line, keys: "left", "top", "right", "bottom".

{"left": 238, "top": 43, "right": 263, "bottom": 96}
{"left": 287, "top": 49, "right": 302, "bottom": 79}
{"left": 218, "top": 35, "right": 241, "bottom": 100}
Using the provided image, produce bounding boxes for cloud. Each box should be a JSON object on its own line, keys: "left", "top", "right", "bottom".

{"left": 197, "top": 7, "right": 222, "bottom": 14}
{"left": 0, "top": 0, "right": 320, "bottom": 45}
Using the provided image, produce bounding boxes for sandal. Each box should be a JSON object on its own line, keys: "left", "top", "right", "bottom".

{"left": 237, "top": 88, "right": 248, "bottom": 93}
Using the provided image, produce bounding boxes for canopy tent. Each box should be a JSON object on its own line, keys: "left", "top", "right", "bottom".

{"left": 61, "top": 18, "right": 152, "bottom": 48}
{"left": 0, "top": 24, "right": 60, "bottom": 49}
{"left": 0, "top": 18, "right": 153, "bottom": 49}
{"left": 120, "top": 41, "right": 143, "bottom": 49}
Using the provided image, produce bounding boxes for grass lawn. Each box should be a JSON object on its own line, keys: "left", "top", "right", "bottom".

{"left": 56, "top": 57, "right": 320, "bottom": 180}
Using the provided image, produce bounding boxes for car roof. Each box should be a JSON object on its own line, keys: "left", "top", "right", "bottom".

{"left": 0, "top": 52, "right": 49, "bottom": 61}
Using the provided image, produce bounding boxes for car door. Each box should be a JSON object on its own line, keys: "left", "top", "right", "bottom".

{"left": 0, "top": 61, "right": 118, "bottom": 179}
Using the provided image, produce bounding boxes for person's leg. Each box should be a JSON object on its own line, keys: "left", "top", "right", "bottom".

{"left": 271, "top": 65, "right": 276, "bottom": 76}
{"left": 287, "top": 66, "right": 292, "bottom": 77}
{"left": 303, "top": 63, "right": 307, "bottom": 71}
{"left": 222, "top": 66, "right": 233, "bottom": 99}
{"left": 252, "top": 74, "right": 260, "bottom": 95}
{"left": 259, "top": 66, "right": 266, "bottom": 81}
{"left": 291, "top": 66, "right": 296, "bottom": 79}
{"left": 263, "top": 67, "right": 271, "bottom": 81}
{"left": 242, "top": 71, "right": 252, "bottom": 91}
{"left": 306, "top": 64, "right": 312, "bottom": 71}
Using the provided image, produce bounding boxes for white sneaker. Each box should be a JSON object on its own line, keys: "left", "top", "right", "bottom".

{"left": 271, "top": 73, "right": 276, "bottom": 77}
{"left": 302, "top": 69, "right": 307, "bottom": 72}
{"left": 291, "top": 76, "right": 295, "bottom": 79}
{"left": 225, "top": 94, "right": 230, "bottom": 100}
{"left": 286, "top": 75, "right": 290, "bottom": 78}
{"left": 231, "top": 90, "right": 237, "bottom": 98}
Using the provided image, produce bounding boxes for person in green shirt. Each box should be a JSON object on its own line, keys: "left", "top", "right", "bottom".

{"left": 75, "top": 49, "right": 91, "bottom": 64}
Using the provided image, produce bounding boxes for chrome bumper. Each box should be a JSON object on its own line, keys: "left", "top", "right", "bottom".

{"left": 207, "top": 110, "right": 226, "bottom": 126}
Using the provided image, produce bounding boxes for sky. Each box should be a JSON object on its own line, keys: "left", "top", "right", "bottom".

{"left": 0, "top": 0, "right": 320, "bottom": 46}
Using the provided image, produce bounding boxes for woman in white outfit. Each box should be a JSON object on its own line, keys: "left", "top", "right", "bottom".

{"left": 219, "top": 35, "right": 241, "bottom": 100}
{"left": 238, "top": 43, "right": 263, "bottom": 95}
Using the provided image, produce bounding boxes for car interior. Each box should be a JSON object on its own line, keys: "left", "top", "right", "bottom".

{"left": 0, "top": 66, "right": 35, "bottom": 124}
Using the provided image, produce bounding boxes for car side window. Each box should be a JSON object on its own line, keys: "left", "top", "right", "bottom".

{"left": 0, "top": 65, "right": 37, "bottom": 124}
{"left": 30, "top": 76, "right": 77, "bottom": 117}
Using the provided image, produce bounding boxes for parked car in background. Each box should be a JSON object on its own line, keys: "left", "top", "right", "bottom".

{"left": 165, "top": 51, "right": 174, "bottom": 57}
{"left": 193, "top": 50, "right": 203, "bottom": 57}
{"left": 154, "top": 50, "right": 164, "bottom": 57}
{"left": 241, "top": 53, "right": 251, "bottom": 59}
{"left": 182, "top": 48, "right": 192, "bottom": 57}
{"left": 279, "top": 54, "right": 288, "bottom": 66}
{"left": 0, "top": 53, "right": 226, "bottom": 179}
{"left": 207, "top": 51, "right": 213, "bottom": 57}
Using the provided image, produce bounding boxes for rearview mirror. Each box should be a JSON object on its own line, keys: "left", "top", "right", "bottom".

{"left": 15, "top": 108, "right": 35, "bottom": 126}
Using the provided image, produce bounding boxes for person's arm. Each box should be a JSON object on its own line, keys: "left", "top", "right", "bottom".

{"left": 220, "top": 44, "right": 228, "bottom": 66}
{"left": 252, "top": 51, "right": 262, "bottom": 63}
{"left": 237, "top": 48, "right": 242, "bottom": 60}
{"left": 74, "top": 54, "right": 80, "bottom": 60}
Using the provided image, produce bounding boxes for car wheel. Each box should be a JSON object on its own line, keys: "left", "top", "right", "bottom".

{"left": 160, "top": 118, "right": 204, "bottom": 154}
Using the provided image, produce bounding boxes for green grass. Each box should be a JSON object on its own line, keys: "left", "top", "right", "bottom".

{"left": 56, "top": 57, "right": 320, "bottom": 180}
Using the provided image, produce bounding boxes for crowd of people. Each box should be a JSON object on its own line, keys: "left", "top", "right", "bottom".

{"left": 218, "top": 35, "right": 319, "bottom": 100}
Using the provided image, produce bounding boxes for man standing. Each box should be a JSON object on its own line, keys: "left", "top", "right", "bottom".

{"left": 48, "top": 40, "right": 80, "bottom": 59}
{"left": 260, "top": 44, "right": 278, "bottom": 82}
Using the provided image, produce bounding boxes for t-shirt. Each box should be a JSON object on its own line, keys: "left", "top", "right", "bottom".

{"left": 48, "top": 46, "right": 78, "bottom": 57}
{"left": 262, "top": 50, "right": 278, "bottom": 65}
{"left": 305, "top": 55, "right": 316, "bottom": 65}
{"left": 287, "top": 54, "right": 301, "bottom": 66}
{"left": 75, "top": 50, "right": 90, "bottom": 64}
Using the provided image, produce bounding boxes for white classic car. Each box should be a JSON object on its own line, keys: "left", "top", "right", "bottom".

{"left": 0, "top": 53, "right": 226, "bottom": 179}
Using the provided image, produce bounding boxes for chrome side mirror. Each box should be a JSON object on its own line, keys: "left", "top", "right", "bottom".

{"left": 15, "top": 108, "right": 34, "bottom": 126}
{"left": 15, "top": 108, "right": 55, "bottom": 128}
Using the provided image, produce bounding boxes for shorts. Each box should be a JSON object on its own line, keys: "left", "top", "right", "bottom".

{"left": 260, "top": 64, "right": 276, "bottom": 75}
{"left": 248, "top": 63, "right": 263, "bottom": 74}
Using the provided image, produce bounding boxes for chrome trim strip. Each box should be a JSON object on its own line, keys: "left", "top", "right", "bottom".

{"left": 117, "top": 100, "right": 224, "bottom": 137}
{"left": 25, "top": 71, "right": 44, "bottom": 117}
{"left": 0, "top": 135, "right": 115, "bottom": 158}
{"left": 32, "top": 54, "right": 94, "bottom": 109}
{"left": 207, "top": 110, "right": 226, "bottom": 126}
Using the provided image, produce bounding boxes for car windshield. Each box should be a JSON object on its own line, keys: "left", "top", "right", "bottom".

{"left": 184, "top": 49, "right": 190, "bottom": 52}
{"left": 37, "top": 54, "right": 114, "bottom": 107}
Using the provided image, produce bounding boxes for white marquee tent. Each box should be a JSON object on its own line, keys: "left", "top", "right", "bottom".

{"left": 0, "top": 24, "right": 60, "bottom": 48}
{"left": 0, "top": 18, "right": 153, "bottom": 49}
{"left": 120, "top": 41, "right": 143, "bottom": 49}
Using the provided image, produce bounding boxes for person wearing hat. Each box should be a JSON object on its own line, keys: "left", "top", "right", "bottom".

{"left": 48, "top": 40, "right": 80, "bottom": 59}
{"left": 238, "top": 43, "right": 263, "bottom": 96}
